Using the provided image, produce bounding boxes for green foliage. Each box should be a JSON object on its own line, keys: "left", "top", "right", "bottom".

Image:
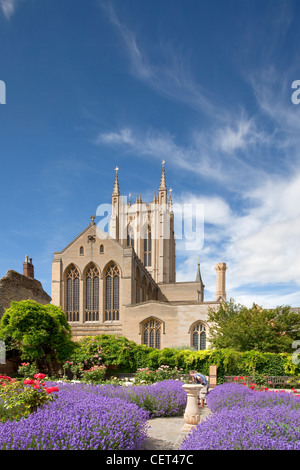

{"left": 17, "top": 362, "right": 39, "bottom": 378}
{"left": 81, "top": 365, "right": 107, "bottom": 384}
{"left": 67, "top": 334, "right": 300, "bottom": 383}
{"left": 207, "top": 299, "right": 300, "bottom": 353}
{"left": 134, "top": 365, "right": 186, "bottom": 384}
{"left": 70, "top": 334, "right": 152, "bottom": 373}
{"left": 0, "top": 300, "right": 76, "bottom": 372}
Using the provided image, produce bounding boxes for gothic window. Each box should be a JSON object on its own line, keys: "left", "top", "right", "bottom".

{"left": 100, "top": 245, "right": 104, "bottom": 253}
{"left": 142, "top": 318, "right": 162, "bottom": 349}
{"left": 79, "top": 246, "right": 84, "bottom": 255}
{"left": 143, "top": 226, "right": 151, "bottom": 267}
{"left": 192, "top": 323, "right": 207, "bottom": 350}
{"left": 105, "top": 263, "right": 120, "bottom": 321}
{"left": 66, "top": 265, "right": 80, "bottom": 322}
{"left": 85, "top": 265, "right": 100, "bottom": 322}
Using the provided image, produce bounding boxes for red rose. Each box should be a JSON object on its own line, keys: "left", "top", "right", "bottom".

{"left": 23, "top": 379, "right": 34, "bottom": 385}
{"left": 34, "top": 373, "right": 46, "bottom": 380}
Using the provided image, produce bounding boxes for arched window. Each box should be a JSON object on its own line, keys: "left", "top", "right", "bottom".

{"left": 192, "top": 323, "right": 207, "bottom": 350}
{"left": 105, "top": 263, "right": 120, "bottom": 321}
{"left": 143, "top": 225, "right": 151, "bottom": 266}
{"left": 127, "top": 226, "right": 134, "bottom": 249}
{"left": 100, "top": 244, "right": 104, "bottom": 253}
{"left": 66, "top": 265, "right": 80, "bottom": 322}
{"left": 142, "top": 318, "right": 162, "bottom": 349}
{"left": 79, "top": 246, "right": 84, "bottom": 255}
{"left": 85, "top": 265, "right": 100, "bottom": 322}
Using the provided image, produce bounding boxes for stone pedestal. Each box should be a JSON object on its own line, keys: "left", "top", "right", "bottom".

{"left": 181, "top": 383, "right": 203, "bottom": 433}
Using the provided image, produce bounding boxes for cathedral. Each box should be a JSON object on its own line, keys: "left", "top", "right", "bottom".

{"left": 51, "top": 164, "right": 227, "bottom": 350}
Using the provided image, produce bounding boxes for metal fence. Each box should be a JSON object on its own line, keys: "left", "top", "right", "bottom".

{"left": 223, "top": 375, "right": 300, "bottom": 389}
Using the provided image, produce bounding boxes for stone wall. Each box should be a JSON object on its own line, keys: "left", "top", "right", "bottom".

{"left": 0, "top": 270, "right": 51, "bottom": 318}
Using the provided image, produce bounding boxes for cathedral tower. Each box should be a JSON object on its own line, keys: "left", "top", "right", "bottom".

{"left": 109, "top": 162, "right": 176, "bottom": 284}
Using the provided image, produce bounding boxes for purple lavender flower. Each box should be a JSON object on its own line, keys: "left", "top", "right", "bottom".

{"left": 181, "top": 383, "right": 300, "bottom": 450}
{"left": 0, "top": 379, "right": 186, "bottom": 450}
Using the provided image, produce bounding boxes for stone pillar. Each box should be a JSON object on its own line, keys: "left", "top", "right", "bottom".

{"left": 215, "top": 262, "right": 227, "bottom": 301}
{"left": 181, "top": 383, "right": 202, "bottom": 432}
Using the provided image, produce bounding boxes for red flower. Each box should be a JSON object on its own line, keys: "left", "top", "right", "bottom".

{"left": 34, "top": 373, "right": 46, "bottom": 380}
{"left": 44, "top": 386, "right": 59, "bottom": 394}
{"left": 33, "top": 383, "right": 40, "bottom": 389}
{"left": 23, "top": 379, "right": 34, "bottom": 385}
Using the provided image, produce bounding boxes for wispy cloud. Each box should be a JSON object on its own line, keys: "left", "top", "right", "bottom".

{"left": 0, "top": 0, "right": 18, "bottom": 19}
{"left": 100, "top": 1, "right": 227, "bottom": 121}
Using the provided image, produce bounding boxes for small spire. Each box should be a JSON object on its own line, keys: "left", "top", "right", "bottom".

{"left": 90, "top": 215, "right": 96, "bottom": 225}
{"left": 159, "top": 160, "right": 167, "bottom": 191}
{"left": 112, "top": 166, "right": 120, "bottom": 196}
{"left": 168, "top": 188, "right": 173, "bottom": 205}
{"left": 195, "top": 257, "right": 204, "bottom": 285}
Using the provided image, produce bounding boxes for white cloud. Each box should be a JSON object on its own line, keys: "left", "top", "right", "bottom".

{"left": 173, "top": 168, "right": 300, "bottom": 307}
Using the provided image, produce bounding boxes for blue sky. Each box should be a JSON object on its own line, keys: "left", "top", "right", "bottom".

{"left": 1, "top": 0, "right": 300, "bottom": 308}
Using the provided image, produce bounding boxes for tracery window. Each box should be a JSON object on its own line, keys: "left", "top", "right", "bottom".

{"left": 66, "top": 265, "right": 80, "bottom": 322}
{"left": 143, "top": 226, "right": 151, "bottom": 267}
{"left": 105, "top": 263, "right": 120, "bottom": 321}
{"left": 142, "top": 318, "right": 161, "bottom": 349}
{"left": 85, "top": 265, "right": 100, "bottom": 322}
{"left": 192, "top": 323, "right": 207, "bottom": 350}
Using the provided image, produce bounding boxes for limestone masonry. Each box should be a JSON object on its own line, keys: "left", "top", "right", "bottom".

{"left": 51, "top": 164, "right": 227, "bottom": 349}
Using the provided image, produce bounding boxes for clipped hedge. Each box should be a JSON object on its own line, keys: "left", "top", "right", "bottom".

{"left": 70, "top": 335, "right": 300, "bottom": 380}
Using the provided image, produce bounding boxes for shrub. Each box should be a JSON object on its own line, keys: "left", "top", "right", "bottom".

{"left": 134, "top": 365, "right": 186, "bottom": 384}
{"left": 0, "top": 374, "right": 58, "bottom": 422}
{"left": 17, "top": 362, "right": 39, "bottom": 379}
{"left": 0, "top": 300, "right": 75, "bottom": 374}
{"left": 81, "top": 365, "right": 107, "bottom": 384}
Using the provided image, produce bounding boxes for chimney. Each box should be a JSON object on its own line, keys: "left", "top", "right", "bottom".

{"left": 215, "top": 262, "right": 227, "bottom": 301}
{"left": 23, "top": 255, "right": 34, "bottom": 279}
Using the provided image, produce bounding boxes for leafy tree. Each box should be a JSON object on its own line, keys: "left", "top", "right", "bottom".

{"left": 0, "top": 300, "right": 75, "bottom": 373}
{"left": 207, "top": 299, "right": 300, "bottom": 353}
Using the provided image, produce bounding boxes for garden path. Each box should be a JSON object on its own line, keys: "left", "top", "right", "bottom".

{"left": 142, "top": 406, "right": 211, "bottom": 450}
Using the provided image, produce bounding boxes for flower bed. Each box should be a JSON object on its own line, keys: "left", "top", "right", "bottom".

{"left": 97, "top": 379, "right": 187, "bottom": 417}
{"left": 0, "top": 382, "right": 149, "bottom": 450}
{"left": 180, "top": 383, "right": 300, "bottom": 450}
{"left": 0, "top": 379, "right": 186, "bottom": 450}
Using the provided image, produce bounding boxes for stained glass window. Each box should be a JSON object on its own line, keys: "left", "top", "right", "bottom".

{"left": 105, "top": 263, "right": 120, "bottom": 321}
{"left": 192, "top": 323, "right": 206, "bottom": 350}
{"left": 85, "top": 265, "right": 99, "bottom": 322}
{"left": 142, "top": 318, "right": 161, "bottom": 349}
{"left": 66, "top": 266, "right": 80, "bottom": 322}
